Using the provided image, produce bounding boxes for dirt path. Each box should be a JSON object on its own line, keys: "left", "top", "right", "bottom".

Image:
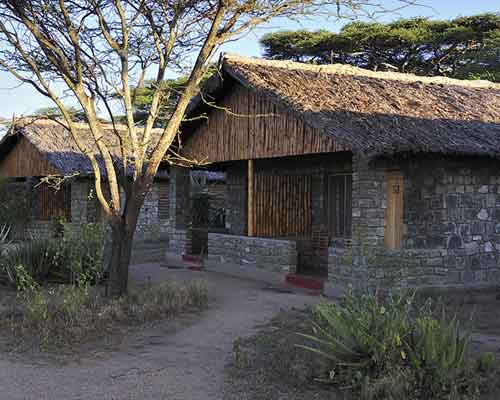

{"left": 0, "top": 264, "right": 317, "bottom": 400}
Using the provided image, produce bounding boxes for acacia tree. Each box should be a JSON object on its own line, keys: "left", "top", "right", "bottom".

{"left": 260, "top": 13, "right": 500, "bottom": 80}
{"left": 0, "top": 0, "right": 417, "bottom": 296}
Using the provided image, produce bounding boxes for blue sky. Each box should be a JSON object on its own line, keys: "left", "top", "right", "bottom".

{"left": 0, "top": 0, "right": 498, "bottom": 118}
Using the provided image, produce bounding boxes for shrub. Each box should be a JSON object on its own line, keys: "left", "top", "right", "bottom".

{"left": 299, "top": 291, "right": 481, "bottom": 399}
{"left": 1, "top": 239, "right": 59, "bottom": 286}
{"left": 0, "top": 224, "right": 106, "bottom": 288}
{"left": 54, "top": 223, "right": 107, "bottom": 285}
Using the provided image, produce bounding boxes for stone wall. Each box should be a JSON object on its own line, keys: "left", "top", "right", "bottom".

{"left": 167, "top": 167, "right": 191, "bottom": 255}
{"left": 135, "top": 182, "right": 170, "bottom": 242}
{"left": 351, "top": 156, "right": 386, "bottom": 247}
{"left": 225, "top": 163, "right": 247, "bottom": 235}
{"left": 331, "top": 155, "right": 500, "bottom": 291}
{"left": 70, "top": 179, "right": 89, "bottom": 223}
{"left": 207, "top": 233, "right": 297, "bottom": 273}
{"left": 21, "top": 178, "right": 169, "bottom": 241}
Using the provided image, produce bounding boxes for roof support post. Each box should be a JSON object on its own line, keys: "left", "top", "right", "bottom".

{"left": 247, "top": 159, "right": 254, "bottom": 237}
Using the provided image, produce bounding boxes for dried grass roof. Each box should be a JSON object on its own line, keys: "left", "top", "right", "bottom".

{"left": 192, "top": 54, "right": 500, "bottom": 158}
{"left": 0, "top": 119, "right": 167, "bottom": 177}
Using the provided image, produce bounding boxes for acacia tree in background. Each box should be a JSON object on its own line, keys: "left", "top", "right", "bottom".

{"left": 0, "top": 0, "right": 418, "bottom": 296}
{"left": 261, "top": 13, "right": 500, "bottom": 81}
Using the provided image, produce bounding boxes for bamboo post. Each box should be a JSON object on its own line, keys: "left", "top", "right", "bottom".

{"left": 247, "top": 159, "right": 254, "bottom": 236}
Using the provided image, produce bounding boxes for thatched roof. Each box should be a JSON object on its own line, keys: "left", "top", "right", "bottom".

{"left": 0, "top": 119, "right": 168, "bottom": 177}
{"left": 188, "top": 54, "right": 500, "bottom": 159}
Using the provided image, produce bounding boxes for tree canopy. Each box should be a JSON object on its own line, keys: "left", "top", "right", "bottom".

{"left": 260, "top": 13, "right": 500, "bottom": 81}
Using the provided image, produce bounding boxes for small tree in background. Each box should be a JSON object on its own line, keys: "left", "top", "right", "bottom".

{"left": 0, "top": 0, "right": 419, "bottom": 296}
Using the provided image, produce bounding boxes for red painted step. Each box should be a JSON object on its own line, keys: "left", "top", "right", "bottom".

{"left": 182, "top": 254, "right": 204, "bottom": 270}
{"left": 285, "top": 273, "right": 325, "bottom": 291}
{"left": 182, "top": 254, "right": 202, "bottom": 263}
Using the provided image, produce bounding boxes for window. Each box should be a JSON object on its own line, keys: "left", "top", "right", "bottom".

{"left": 327, "top": 174, "right": 352, "bottom": 239}
{"left": 34, "top": 182, "right": 72, "bottom": 222}
{"left": 158, "top": 181, "right": 170, "bottom": 220}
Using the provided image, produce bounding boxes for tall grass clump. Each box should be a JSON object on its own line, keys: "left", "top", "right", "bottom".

{"left": 8, "top": 279, "right": 209, "bottom": 350}
{"left": 299, "top": 291, "right": 486, "bottom": 399}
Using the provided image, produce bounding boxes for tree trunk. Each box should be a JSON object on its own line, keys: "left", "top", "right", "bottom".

{"left": 106, "top": 196, "right": 142, "bottom": 297}
{"left": 105, "top": 181, "right": 149, "bottom": 297}
{"left": 107, "top": 221, "right": 134, "bottom": 297}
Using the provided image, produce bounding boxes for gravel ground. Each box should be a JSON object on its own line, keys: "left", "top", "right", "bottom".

{"left": 0, "top": 263, "right": 317, "bottom": 400}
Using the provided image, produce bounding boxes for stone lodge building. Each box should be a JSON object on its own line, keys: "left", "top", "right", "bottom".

{"left": 0, "top": 120, "right": 170, "bottom": 242}
{"left": 170, "top": 54, "right": 500, "bottom": 292}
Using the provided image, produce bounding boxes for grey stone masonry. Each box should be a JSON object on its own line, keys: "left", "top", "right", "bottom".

{"left": 70, "top": 179, "right": 89, "bottom": 223}
{"left": 19, "top": 178, "right": 169, "bottom": 241}
{"left": 135, "top": 182, "right": 170, "bottom": 241}
{"left": 225, "top": 163, "right": 247, "bottom": 235}
{"left": 351, "top": 155, "right": 386, "bottom": 247}
{"left": 167, "top": 167, "right": 191, "bottom": 255}
{"left": 207, "top": 233, "right": 297, "bottom": 274}
{"left": 330, "top": 155, "right": 500, "bottom": 291}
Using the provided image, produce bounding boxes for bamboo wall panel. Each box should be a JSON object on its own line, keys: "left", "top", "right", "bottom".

{"left": 34, "top": 183, "right": 72, "bottom": 221}
{"left": 0, "top": 137, "right": 60, "bottom": 177}
{"left": 182, "top": 86, "right": 346, "bottom": 163}
{"left": 254, "top": 174, "right": 312, "bottom": 238}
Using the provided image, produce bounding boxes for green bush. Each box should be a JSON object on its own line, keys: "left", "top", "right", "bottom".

{"left": 1, "top": 239, "right": 60, "bottom": 286}
{"left": 54, "top": 223, "right": 107, "bottom": 285}
{"left": 299, "top": 291, "right": 481, "bottom": 399}
{"left": 0, "top": 223, "right": 106, "bottom": 289}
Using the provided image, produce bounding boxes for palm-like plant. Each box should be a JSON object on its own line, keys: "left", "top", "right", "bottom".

{"left": 0, "top": 224, "right": 10, "bottom": 246}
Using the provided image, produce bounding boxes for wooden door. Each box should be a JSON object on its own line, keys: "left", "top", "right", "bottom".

{"left": 384, "top": 170, "right": 404, "bottom": 249}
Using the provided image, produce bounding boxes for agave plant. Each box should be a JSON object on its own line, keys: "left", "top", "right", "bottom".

{"left": 298, "top": 292, "right": 416, "bottom": 374}
{"left": 298, "top": 292, "right": 475, "bottom": 399}
{"left": 406, "top": 313, "right": 470, "bottom": 393}
{"left": 0, "top": 224, "right": 10, "bottom": 248}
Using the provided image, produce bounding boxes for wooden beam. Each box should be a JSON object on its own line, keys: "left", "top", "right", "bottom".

{"left": 247, "top": 159, "right": 254, "bottom": 236}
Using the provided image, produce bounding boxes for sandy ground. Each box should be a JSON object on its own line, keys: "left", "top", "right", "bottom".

{"left": 0, "top": 264, "right": 317, "bottom": 400}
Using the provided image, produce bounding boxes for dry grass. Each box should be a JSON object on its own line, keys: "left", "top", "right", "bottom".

{"left": 226, "top": 308, "right": 342, "bottom": 400}
{"left": 0, "top": 279, "right": 208, "bottom": 352}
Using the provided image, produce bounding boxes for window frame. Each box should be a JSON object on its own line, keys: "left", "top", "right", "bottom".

{"left": 327, "top": 173, "right": 352, "bottom": 241}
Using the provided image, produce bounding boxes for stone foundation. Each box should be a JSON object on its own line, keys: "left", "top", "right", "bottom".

{"left": 329, "top": 245, "right": 500, "bottom": 292}
{"left": 169, "top": 228, "right": 189, "bottom": 256}
{"left": 207, "top": 233, "right": 297, "bottom": 273}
